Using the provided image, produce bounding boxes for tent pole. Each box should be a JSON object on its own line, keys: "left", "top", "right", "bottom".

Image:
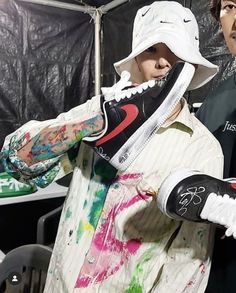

{"left": 100, "top": 0, "right": 129, "bottom": 13}
{"left": 94, "top": 9, "right": 101, "bottom": 95}
{"left": 18, "top": 0, "right": 96, "bottom": 14}
{"left": 18, "top": 0, "right": 130, "bottom": 95}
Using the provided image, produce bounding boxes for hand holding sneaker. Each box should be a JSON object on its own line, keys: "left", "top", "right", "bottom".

{"left": 14, "top": 72, "right": 137, "bottom": 166}
{"left": 157, "top": 168, "right": 236, "bottom": 238}
{"left": 15, "top": 62, "right": 195, "bottom": 169}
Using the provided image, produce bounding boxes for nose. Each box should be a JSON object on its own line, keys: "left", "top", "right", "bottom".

{"left": 233, "top": 13, "right": 236, "bottom": 29}
{"left": 155, "top": 57, "right": 171, "bottom": 69}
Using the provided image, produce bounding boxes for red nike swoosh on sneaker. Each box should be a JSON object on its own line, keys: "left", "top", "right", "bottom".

{"left": 96, "top": 104, "right": 139, "bottom": 146}
{"left": 231, "top": 183, "right": 236, "bottom": 190}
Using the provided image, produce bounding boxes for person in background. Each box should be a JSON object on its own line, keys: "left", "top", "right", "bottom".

{"left": 155, "top": 1, "right": 236, "bottom": 293}
{"left": 0, "top": 1, "right": 224, "bottom": 292}
{"left": 196, "top": 0, "right": 236, "bottom": 292}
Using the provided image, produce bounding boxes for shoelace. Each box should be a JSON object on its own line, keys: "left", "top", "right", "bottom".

{"left": 200, "top": 192, "right": 236, "bottom": 238}
{"left": 112, "top": 80, "right": 155, "bottom": 102}
{"left": 109, "top": 76, "right": 170, "bottom": 103}
{"left": 102, "top": 70, "right": 169, "bottom": 102}
{"left": 101, "top": 71, "right": 132, "bottom": 101}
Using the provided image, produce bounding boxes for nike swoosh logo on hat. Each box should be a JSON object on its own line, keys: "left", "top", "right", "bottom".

{"left": 142, "top": 7, "right": 150, "bottom": 17}
{"left": 183, "top": 19, "right": 191, "bottom": 23}
{"left": 96, "top": 104, "right": 139, "bottom": 146}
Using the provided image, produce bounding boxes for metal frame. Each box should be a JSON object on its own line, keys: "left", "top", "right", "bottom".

{"left": 18, "top": 0, "right": 129, "bottom": 95}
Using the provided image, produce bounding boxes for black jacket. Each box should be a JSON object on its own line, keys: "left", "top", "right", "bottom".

{"left": 196, "top": 73, "right": 236, "bottom": 293}
{"left": 196, "top": 73, "right": 236, "bottom": 178}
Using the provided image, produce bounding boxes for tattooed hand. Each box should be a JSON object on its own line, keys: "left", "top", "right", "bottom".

{"left": 17, "top": 114, "right": 104, "bottom": 166}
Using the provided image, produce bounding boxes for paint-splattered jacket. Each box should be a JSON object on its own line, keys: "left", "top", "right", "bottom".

{"left": 2, "top": 97, "right": 223, "bottom": 293}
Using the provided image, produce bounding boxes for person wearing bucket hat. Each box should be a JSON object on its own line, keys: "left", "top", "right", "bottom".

{"left": 0, "top": 1, "right": 227, "bottom": 292}
{"left": 114, "top": 1, "right": 218, "bottom": 90}
{"left": 83, "top": 0, "right": 220, "bottom": 170}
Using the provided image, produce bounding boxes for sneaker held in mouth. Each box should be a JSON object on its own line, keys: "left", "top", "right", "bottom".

{"left": 84, "top": 61, "right": 195, "bottom": 171}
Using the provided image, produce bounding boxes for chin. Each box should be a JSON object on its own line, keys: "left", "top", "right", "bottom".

{"left": 229, "top": 47, "right": 236, "bottom": 57}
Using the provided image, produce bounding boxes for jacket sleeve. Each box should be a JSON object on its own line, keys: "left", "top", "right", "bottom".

{"left": 0, "top": 95, "right": 102, "bottom": 188}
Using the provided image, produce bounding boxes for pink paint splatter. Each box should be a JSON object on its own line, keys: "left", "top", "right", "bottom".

{"left": 25, "top": 132, "right": 31, "bottom": 142}
{"left": 75, "top": 192, "right": 148, "bottom": 288}
{"left": 199, "top": 263, "right": 205, "bottom": 274}
{"left": 117, "top": 173, "right": 143, "bottom": 181}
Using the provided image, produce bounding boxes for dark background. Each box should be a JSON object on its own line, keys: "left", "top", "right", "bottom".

{"left": 0, "top": 0, "right": 235, "bottom": 251}
{"left": 0, "top": 0, "right": 235, "bottom": 153}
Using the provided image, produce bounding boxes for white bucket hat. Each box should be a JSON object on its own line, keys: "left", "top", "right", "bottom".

{"left": 114, "top": 1, "right": 218, "bottom": 90}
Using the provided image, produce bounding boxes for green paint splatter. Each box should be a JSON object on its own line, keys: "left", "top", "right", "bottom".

{"left": 125, "top": 282, "right": 142, "bottom": 293}
{"left": 94, "top": 159, "right": 117, "bottom": 182}
{"left": 125, "top": 245, "right": 157, "bottom": 292}
{"left": 88, "top": 188, "right": 107, "bottom": 228}
{"left": 86, "top": 159, "right": 117, "bottom": 229}
{"left": 65, "top": 207, "right": 72, "bottom": 219}
{"left": 75, "top": 133, "right": 83, "bottom": 141}
{"left": 125, "top": 262, "right": 144, "bottom": 293}
{"left": 83, "top": 199, "right": 88, "bottom": 208}
{"left": 75, "top": 159, "right": 117, "bottom": 242}
{"left": 35, "top": 164, "right": 60, "bottom": 188}
{"left": 76, "top": 221, "right": 84, "bottom": 243}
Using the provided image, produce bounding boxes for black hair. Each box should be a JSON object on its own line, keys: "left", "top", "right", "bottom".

{"left": 210, "top": 0, "right": 221, "bottom": 21}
